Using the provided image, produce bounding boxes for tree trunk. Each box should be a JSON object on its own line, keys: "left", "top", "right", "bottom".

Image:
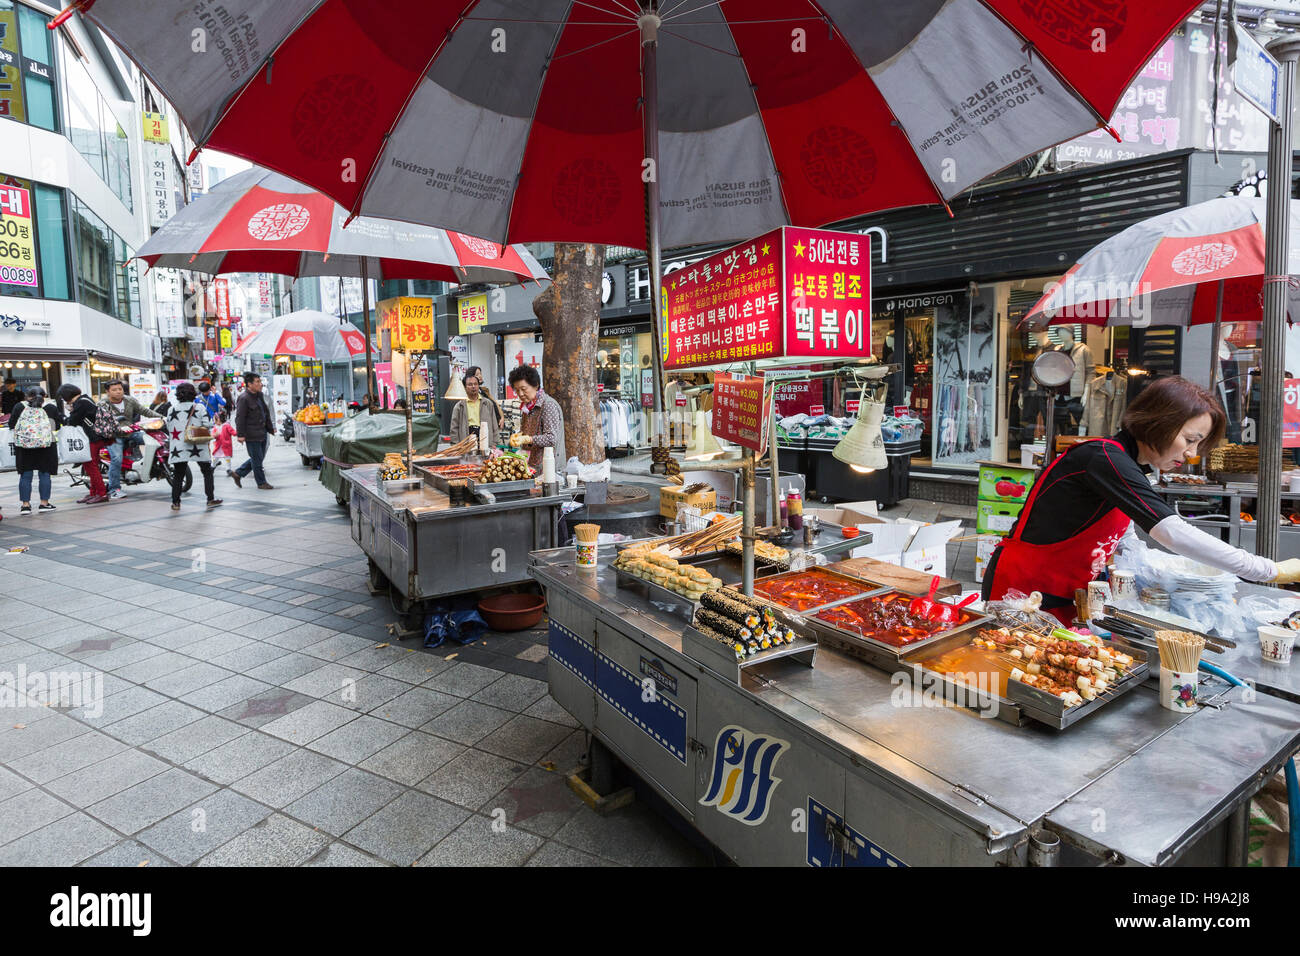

{"left": 532, "top": 242, "right": 606, "bottom": 464}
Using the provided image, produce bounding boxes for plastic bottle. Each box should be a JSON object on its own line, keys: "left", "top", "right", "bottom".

{"left": 778, "top": 492, "right": 788, "bottom": 527}
{"left": 787, "top": 490, "right": 803, "bottom": 530}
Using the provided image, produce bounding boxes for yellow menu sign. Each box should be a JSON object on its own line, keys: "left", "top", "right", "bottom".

{"left": 458, "top": 293, "right": 488, "bottom": 335}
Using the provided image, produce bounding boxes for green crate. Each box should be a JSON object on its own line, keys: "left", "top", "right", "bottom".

{"left": 977, "top": 463, "right": 1036, "bottom": 503}
{"left": 977, "top": 499, "right": 1025, "bottom": 535}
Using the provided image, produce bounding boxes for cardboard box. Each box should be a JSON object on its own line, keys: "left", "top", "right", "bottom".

{"left": 974, "top": 534, "right": 1001, "bottom": 583}
{"left": 805, "top": 499, "right": 878, "bottom": 529}
{"left": 659, "top": 485, "right": 716, "bottom": 519}
{"left": 1020, "top": 443, "right": 1045, "bottom": 468}
{"left": 977, "top": 463, "right": 1035, "bottom": 503}
{"left": 977, "top": 500, "right": 1024, "bottom": 535}
{"left": 847, "top": 515, "right": 962, "bottom": 579}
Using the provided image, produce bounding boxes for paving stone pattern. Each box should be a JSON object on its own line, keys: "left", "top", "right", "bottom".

{"left": 0, "top": 444, "right": 705, "bottom": 867}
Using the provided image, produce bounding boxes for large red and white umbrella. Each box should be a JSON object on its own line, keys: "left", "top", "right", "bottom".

{"left": 68, "top": 1, "right": 1199, "bottom": 249}
{"left": 235, "top": 310, "right": 369, "bottom": 362}
{"left": 134, "top": 167, "right": 548, "bottom": 285}
{"left": 1023, "top": 197, "right": 1300, "bottom": 330}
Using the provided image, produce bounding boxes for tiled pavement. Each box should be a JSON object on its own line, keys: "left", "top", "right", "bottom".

{"left": 0, "top": 441, "right": 706, "bottom": 867}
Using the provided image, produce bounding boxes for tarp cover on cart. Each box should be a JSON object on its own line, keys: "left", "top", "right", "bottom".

{"left": 318, "top": 411, "right": 441, "bottom": 501}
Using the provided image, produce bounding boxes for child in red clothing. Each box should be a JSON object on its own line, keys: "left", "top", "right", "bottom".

{"left": 210, "top": 412, "right": 237, "bottom": 475}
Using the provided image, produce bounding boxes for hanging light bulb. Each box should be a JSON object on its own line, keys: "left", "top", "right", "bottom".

{"left": 443, "top": 372, "right": 468, "bottom": 401}
{"left": 833, "top": 399, "right": 888, "bottom": 474}
{"left": 42, "top": 362, "right": 50, "bottom": 368}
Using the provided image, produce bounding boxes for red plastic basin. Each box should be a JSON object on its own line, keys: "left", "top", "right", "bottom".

{"left": 478, "top": 593, "right": 547, "bottom": 631}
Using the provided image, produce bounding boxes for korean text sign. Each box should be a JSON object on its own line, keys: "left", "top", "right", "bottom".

{"left": 712, "top": 373, "right": 769, "bottom": 455}
{"left": 1284, "top": 379, "right": 1300, "bottom": 448}
{"left": 457, "top": 293, "right": 488, "bottom": 335}
{"left": 0, "top": 185, "right": 37, "bottom": 288}
{"left": 396, "top": 297, "right": 434, "bottom": 350}
{"left": 661, "top": 226, "right": 871, "bottom": 369}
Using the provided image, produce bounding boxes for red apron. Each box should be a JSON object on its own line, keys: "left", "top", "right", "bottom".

{"left": 987, "top": 439, "right": 1132, "bottom": 624}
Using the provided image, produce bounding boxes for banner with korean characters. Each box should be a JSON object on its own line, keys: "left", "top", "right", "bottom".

{"left": 662, "top": 226, "right": 870, "bottom": 369}
{"left": 457, "top": 293, "right": 488, "bottom": 335}
{"left": 0, "top": 184, "right": 38, "bottom": 288}
{"left": 712, "top": 373, "right": 769, "bottom": 455}
{"left": 1284, "top": 379, "right": 1300, "bottom": 448}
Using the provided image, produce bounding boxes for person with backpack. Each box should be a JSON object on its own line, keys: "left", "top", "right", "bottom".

{"left": 57, "top": 383, "right": 111, "bottom": 503}
{"left": 8, "top": 386, "right": 62, "bottom": 515}
{"left": 166, "top": 382, "right": 222, "bottom": 512}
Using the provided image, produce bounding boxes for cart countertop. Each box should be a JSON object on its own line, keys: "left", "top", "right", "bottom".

{"left": 343, "top": 463, "right": 572, "bottom": 519}
{"left": 530, "top": 548, "right": 1300, "bottom": 865}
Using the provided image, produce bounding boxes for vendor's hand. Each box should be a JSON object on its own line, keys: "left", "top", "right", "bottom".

{"left": 1273, "top": 558, "right": 1300, "bottom": 584}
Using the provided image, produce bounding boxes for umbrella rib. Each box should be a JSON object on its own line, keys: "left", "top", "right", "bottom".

{"left": 659, "top": 27, "right": 740, "bottom": 59}
{"left": 551, "top": 26, "right": 641, "bottom": 62}
{"left": 571, "top": 0, "right": 640, "bottom": 19}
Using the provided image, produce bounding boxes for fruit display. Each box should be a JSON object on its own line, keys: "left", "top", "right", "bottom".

{"left": 751, "top": 568, "right": 870, "bottom": 611}
{"left": 693, "top": 588, "right": 797, "bottom": 661}
{"left": 294, "top": 404, "right": 328, "bottom": 425}
{"left": 612, "top": 550, "right": 724, "bottom": 600}
{"left": 813, "top": 591, "right": 968, "bottom": 647}
{"left": 477, "top": 454, "right": 532, "bottom": 483}
{"left": 379, "top": 453, "right": 408, "bottom": 481}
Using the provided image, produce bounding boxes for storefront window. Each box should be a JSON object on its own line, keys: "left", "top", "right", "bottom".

{"left": 1214, "top": 322, "right": 1260, "bottom": 445}
{"left": 60, "top": 38, "right": 132, "bottom": 211}
{"left": 0, "top": 2, "right": 58, "bottom": 132}
{"left": 33, "top": 182, "right": 69, "bottom": 299}
{"left": 71, "top": 197, "right": 113, "bottom": 314}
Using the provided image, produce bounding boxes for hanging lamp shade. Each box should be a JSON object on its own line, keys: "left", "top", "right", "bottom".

{"left": 833, "top": 401, "right": 887, "bottom": 474}
{"left": 444, "top": 374, "right": 468, "bottom": 401}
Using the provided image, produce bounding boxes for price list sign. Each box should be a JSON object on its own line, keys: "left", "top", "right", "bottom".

{"left": 712, "top": 373, "right": 770, "bottom": 455}
{"left": 662, "top": 226, "right": 871, "bottom": 369}
{"left": 0, "top": 185, "right": 37, "bottom": 288}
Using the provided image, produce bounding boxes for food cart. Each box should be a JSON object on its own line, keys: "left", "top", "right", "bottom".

{"left": 531, "top": 548, "right": 1300, "bottom": 866}
{"left": 342, "top": 461, "right": 569, "bottom": 627}
{"left": 295, "top": 423, "right": 329, "bottom": 466}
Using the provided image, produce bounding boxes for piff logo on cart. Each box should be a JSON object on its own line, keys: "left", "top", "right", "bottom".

{"left": 700, "top": 725, "right": 789, "bottom": 826}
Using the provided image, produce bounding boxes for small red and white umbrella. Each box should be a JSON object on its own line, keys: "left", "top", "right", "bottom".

{"left": 134, "top": 167, "right": 548, "bottom": 285}
{"left": 1024, "top": 197, "right": 1300, "bottom": 330}
{"left": 235, "top": 310, "right": 368, "bottom": 362}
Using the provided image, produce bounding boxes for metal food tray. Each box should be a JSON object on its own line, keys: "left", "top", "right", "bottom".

{"left": 900, "top": 626, "right": 1151, "bottom": 730}
{"left": 467, "top": 476, "right": 536, "bottom": 500}
{"left": 683, "top": 624, "right": 817, "bottom": 683}
{"left": 416, "top": 464, "right": 480, "bottom": 495}
{"left": 802, "top": 589, "right": 989, "bottom": 670}
{"left": 380, "top": 477, "right": 423, "bottom": 494}
{"left": 614, "top": 567, "right": 705, "bottom": 623}
{"left": 749, "top": 568, "right": 885, "bottom": 615}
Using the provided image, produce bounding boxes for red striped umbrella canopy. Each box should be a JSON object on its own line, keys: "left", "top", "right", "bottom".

{"left": 1023, "top": 197, "right": 1300, "bottom": 329}
{"left": 66, "top": 0, "right": 1200, "bottom": 249}
{"left": 134, "top": 167, "right": 548, "bottom": 284}
{"left": 234, "top": 309, "right": 369, "bottom": 361}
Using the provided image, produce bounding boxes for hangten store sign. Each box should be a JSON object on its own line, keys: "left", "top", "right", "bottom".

{"left": 661, "top": 226, "right": 872, "bottom": 370}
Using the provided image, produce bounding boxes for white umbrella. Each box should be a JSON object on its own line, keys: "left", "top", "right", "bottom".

{"left": 234, "top": 310, "right": 368, "bottom": 363}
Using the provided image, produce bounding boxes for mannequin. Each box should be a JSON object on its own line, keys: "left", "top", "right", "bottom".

{"left": 1017, "top": 330, "right": 1053, "bottom": 442}
{"left": 1055, "top": 327, "right": 1093, "bottom": 432}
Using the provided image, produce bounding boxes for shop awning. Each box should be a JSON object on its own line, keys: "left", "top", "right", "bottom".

{"left": 86, "top": 350, "right": 154, "bottom": 373}
{"left": 0, "top": 348, "right": 95, "bottom": 362}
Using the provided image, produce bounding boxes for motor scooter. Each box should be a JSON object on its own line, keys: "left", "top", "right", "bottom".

{"left": 67, "top": 418, "right": 190, "bottom": 492}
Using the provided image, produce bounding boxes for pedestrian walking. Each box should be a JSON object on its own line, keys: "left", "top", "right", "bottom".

{"left": 232, "top": 372, "right": 275, "bottom": 489}
{"left": 211, "top": 411, "right": 236, "bottom": 475}
{"left": 57, "top": 383, "right": 110, "bottom": 504}
{"left": 150, "top": 389, "right": 172, "bottom": 418}
{"left": 197, "top": 380, "right": 225, "bottom": 421}
{"left": 8, "top": 386, "right": 61, "bottom": 515}
{"left": 166, "top": 382, "right": 222, "bottom": 512}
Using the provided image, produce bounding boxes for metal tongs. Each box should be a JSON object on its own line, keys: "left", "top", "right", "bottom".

{"left": 1099, "top": 605, "right": 1235, "bottom": 654}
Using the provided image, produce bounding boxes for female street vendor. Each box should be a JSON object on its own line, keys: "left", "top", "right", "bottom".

{"left": 507, "top": 364, "right": 566, "bottom": 472}
{"left": 983, "top": 375, "right": 1300, "bottom": 622}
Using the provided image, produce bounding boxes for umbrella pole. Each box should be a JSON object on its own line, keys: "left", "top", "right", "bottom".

{"left": 1209, "top": 279, "right": 1224, "bottom": 392}
{"left": 405, "top": 352, "right": 414, "bottom": 475}
{"left": 640, "top": 4, "right": 668, "bottom": 444}
{"left": 360, "top": 259, "right": 376, "bottom": 414}
{"left": 1260, "top": 39, "right": 1300, "bottom": 561}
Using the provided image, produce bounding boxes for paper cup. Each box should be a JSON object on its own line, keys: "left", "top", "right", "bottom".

{"left": 1258, "top": 625, "right": 1295, "bottom": 664}
{"left": 1158, "top": 667, "right": 1198, "bottom": 712}
{"left": 575, "top": 541, "right": 598, "bottom": 569}
{"left": 565, "top": 474, "right": 578, "bottom": 489}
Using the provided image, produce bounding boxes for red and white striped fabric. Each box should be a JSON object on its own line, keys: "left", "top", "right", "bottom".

{"left": 1024, "top": 197, "right": 1300, "bottom": 329}
{"left": 73, "top": 0, "right": 1200, "bottom": 249}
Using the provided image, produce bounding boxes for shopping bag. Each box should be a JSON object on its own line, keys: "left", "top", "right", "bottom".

{"left": 57, "top": 427, "right": 92, "bottom": 464}
{"left": 0, "top": 428, "right": 14, "bottom": 470}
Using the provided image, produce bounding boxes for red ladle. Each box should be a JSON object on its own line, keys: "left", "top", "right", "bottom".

{"left": 927, "top": 592, "right": 979, "bottom": 626}
{"left": 908, "top": 576, "right": 941, "bottom": 619}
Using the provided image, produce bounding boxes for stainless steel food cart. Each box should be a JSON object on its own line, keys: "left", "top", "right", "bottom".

{"left": 530, "top": 548, "right": 1300, "bottom": 867}
{"left": 295, "top": 423, "right": 330, "bottom": 466}
{"left": 343, "top": 463, "right": 567, "bottom": 623}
